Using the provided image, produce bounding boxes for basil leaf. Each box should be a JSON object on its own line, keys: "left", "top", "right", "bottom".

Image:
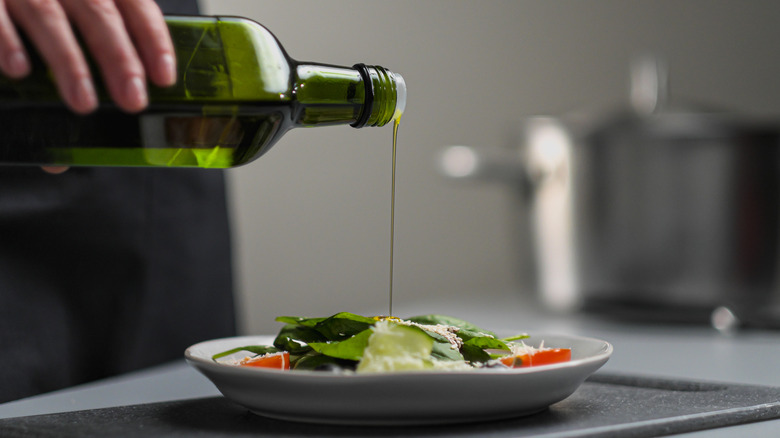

{"left": 408, "top": 314, "right": 496, "bottom": 337}
{"left": 308, "top": 328, "right": 374, "bottom": 361}
{"left": 211, "top": 345, "right": 279, "bottom": 361}
{"left": 273, "top": 324, "right": 327, "bottom": 355}
{"left": 430, "top": 341, "right": 465, "bottom": 361}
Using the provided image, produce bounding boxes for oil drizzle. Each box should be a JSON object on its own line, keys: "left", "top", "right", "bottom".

{"left": 388, "top": 118, "right": 400, "bottom": 316}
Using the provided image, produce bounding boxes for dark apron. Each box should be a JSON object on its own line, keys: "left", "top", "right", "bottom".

{"left": 0, "top": 0, "right": 236, "bottom": 403}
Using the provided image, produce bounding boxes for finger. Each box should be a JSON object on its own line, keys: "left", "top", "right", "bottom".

{"left": 0, "top": 0, "right": 31, "bottom": 78}
{"left": 115, "top": 0, "right": 176, "bottom": 87}
{"left": 41, "top": 166, "right": 69, "bottom": 174}
{"left": 60, "top": 0, "right": 147, "bottom": 113}
{"left": 7, "top": 0, "right": 97, "bottom": 113}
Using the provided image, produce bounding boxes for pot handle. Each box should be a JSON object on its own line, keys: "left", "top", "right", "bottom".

{"left": 437, "top": 121, "right": 581, "bottom": 313}
{"left": 437, "top": 118, "right": 573, "bottom": 198}
{"left": 437, "top": 144, "right": 539, "bottom": 203}
{"left": 437, "top": 145, "right": 523, "bottom": 181}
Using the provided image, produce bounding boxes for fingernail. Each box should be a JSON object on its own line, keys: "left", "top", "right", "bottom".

{"left": 159, "top": 54, "right": 176, "bottom": 86}
{"left": 7, "top": 51, "right": 29, "bottom": 77}
{"left": 71, "top": 77, "right": 97, "bottom": 113}
{"left": 126, "top": 76, "right": 148, "bottom": 111}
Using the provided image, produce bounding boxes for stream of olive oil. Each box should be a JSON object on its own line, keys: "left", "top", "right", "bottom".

{"left": 388, "top": 118, "right": 400, "bottom": 316}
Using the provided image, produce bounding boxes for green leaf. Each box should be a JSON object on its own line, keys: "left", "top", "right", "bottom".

{"left": 308, "top": 328, "right": 374, "bottom": 361}
{"left": 407, "top": 314, "right": 496, "bottom": 337}
{"left": 313, "top": 312, "right": 376, "bottom": 340}
{"left": 418, "top": 330, "right": 451, "bottom": 345}
{"left": 463, "top": 336, "right": 510, "bottom": 352}
{"left": 211, "top": 345, "right": 279, "bottom": 361}
{"left": 501, "top": 334, "right": 530, "bottom": 342}
{"left": 460, "top": 343, "right": 490, "bottom": 364}
{"left": 456, "top": 328, "right": 501, "bottom": 343}
{"left": 292, "top": 352, "right": 357, "bottom": 371}
{"left": 273, "top": 324, "right": 327, "bottom": 355}
{"left": 274, "top": 315, "right": 328, "bottom": 327}
{"left": 274, "top": 312, "right": 375, "bottom": 342}
{"left": 430, "top": 341, "right": 465, "bottom": 361}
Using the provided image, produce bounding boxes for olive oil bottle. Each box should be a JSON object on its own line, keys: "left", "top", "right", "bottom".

{"left": 0, "top": 15, "right": 406, "bottom": 168}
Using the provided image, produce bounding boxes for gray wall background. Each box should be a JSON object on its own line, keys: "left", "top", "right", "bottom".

{"left": 199, "top": 0, "right": 780, "bottom": 334}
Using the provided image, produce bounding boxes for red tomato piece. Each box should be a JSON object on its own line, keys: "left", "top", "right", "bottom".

{"left": 500, "top": 354, "right": 530, "bottom": 367}
{"left": 240, "top": 352, "right": 290, "bottom": 370}
{"left": 528, "top": 348, "right": 571, "bottom": 366}
{"left": 499, "top": 348, "right": 571, "bottom": 368}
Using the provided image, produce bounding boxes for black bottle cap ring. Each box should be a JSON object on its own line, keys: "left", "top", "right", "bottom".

{"left": 351, "top": 63, "right": 374, "bottom": 128}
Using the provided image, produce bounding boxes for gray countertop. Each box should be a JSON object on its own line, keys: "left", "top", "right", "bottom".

{"left": 1, "top": 294, "right": 779, "bottom": 436}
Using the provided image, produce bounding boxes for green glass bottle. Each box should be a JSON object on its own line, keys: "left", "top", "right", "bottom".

{"left": 0, "top": 15, "right": 406, "bottom": 168}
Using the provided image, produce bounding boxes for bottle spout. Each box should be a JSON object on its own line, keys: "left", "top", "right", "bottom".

{"left": 392, "top": 72, "right": 406, "bottom": 122}
{"left": 351, "top": 64, "right": 406, "bottom": 127}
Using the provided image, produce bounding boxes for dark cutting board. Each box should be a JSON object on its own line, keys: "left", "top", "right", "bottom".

{"left": 1, "top": 373, "right": 779, "bottom": 437}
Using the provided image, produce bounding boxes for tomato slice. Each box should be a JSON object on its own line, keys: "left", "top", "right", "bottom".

{"left": 500, "top": 354, "right": 530, "bottom": 367}
{"left": 499, "top": 348, "right": 571, "bottom": 368}
{"left": 240, "top": 351, "right": 290, "bottom": 370}
{"left": 529, "top": 348, "right": 571, "bottom": 366}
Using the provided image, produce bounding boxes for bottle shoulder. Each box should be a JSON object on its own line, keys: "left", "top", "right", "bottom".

{"left": 151, "top": 16, "right": 294, "bottom": 102}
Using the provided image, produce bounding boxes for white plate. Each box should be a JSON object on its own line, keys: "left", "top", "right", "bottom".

{"left": 185, "top": 333, "right": 612, "bottom": 425}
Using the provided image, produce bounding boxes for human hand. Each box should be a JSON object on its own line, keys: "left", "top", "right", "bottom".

{"left": 0, "top": 0, "right": 176, "bottom": 115}
{"left": 0, "top": 0, "right": 177, "bottom": 173}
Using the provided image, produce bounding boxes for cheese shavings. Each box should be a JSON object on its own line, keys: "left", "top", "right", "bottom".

{"left": 397, "top": 320, "right": 464, "bottom": 350}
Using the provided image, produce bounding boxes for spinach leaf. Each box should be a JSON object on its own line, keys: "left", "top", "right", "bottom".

{"left": 308, "top": 328, "right": 374, "bottom": 361}
{"left": 408, "top": 314, "right": 496, "bottom": 337}
{"left": 313, "top": 312, "right": 376, "bottom": 340}
{"left": 211, "top": 345, "right": 279, "bottom": 361}
{"left": 456, "top": 328, "right": 492, "bottom": 342}
{"left": 276, "top": 312, "right": 375, "bottom": 341}
{"left": 273, "top": 324, "right": 327, "bottom": 355}
{"left": 292, "top": 352, "right": 357, "bottom": 371}
{"left": 501, "top": 334, "right": 530, "bottom": 342}
{"left": 460, "top": 332, "right": 524, "bottom": 364}
{"left": 463, "top": 335, "right": 510, "bottom": 352}
{"left": 419, "top": 330, "right": 451, "bottom": 345}
{"left": 460, "top": 343, "right": 491, "bottom": 364}
{"left": 430, "top": 341, "right": 465, "bottom": 361}
{"left": 275, "top": 315, "right": 328, "bottom": 327}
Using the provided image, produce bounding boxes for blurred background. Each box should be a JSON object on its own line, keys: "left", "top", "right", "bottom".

{"left": 199, "top": 0, "right": 780, "bottom": 334}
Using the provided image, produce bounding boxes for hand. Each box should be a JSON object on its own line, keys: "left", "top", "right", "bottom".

{"left": 0, "top": 0, "right": 176, "bottom": 115}
{"left": 0, "top": 0, "right": 177, "bottom": 174}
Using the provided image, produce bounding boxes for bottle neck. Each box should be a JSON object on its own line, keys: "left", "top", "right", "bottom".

{"left": 292, "top": 63, "right": 405, "bottom": 128}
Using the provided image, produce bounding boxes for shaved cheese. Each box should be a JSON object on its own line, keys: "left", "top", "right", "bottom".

{"left": 396, "top": 320, "right": 463, "bottom": 350}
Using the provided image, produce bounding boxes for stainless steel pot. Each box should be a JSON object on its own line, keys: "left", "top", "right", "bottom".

{"left": 441, "top": 59, "right": 780, "bottom": 328}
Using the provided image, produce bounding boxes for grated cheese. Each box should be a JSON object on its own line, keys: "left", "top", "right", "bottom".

{"left": 396, "top": 320, "right": 465, "bottom": 350}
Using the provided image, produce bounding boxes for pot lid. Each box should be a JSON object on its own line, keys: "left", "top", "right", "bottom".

{"left": 582, "top": 56, "right": 778, "bottom": 140}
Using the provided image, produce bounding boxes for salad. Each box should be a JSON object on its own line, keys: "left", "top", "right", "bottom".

{"left": 212, "top": 312, "right": 571, "bottom": 373}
